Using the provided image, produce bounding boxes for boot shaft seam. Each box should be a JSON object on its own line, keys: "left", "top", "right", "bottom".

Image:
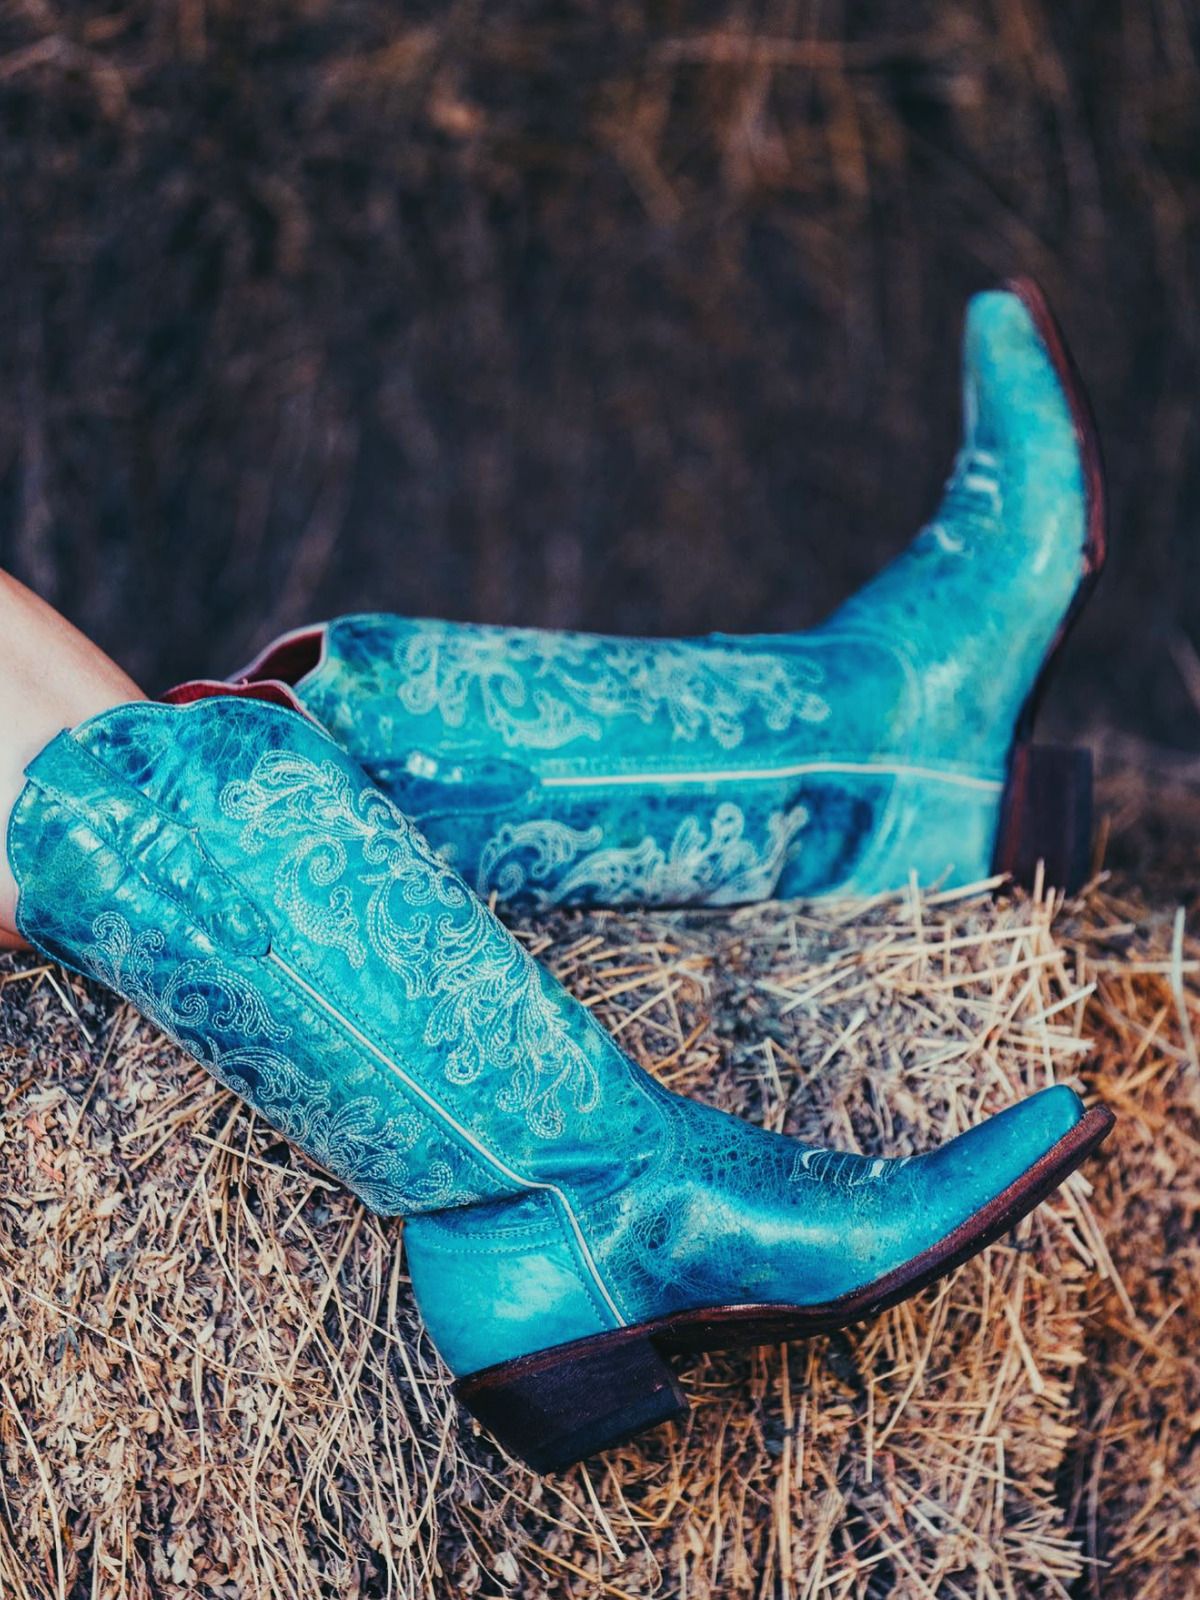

{"left": 267, "top": 943, "right": 629, "bottom": 1328}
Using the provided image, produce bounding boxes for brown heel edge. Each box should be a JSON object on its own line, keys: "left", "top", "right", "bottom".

{"left": 992, "top": 742, "right": 1093, "bottom": 894}
{"left": 455, "top": 1334, "right": 689, "bottom": 1473}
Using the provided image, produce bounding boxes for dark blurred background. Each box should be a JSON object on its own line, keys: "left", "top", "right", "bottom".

{"left": 2, "top": 1, "right": 1199, "bottom": 768}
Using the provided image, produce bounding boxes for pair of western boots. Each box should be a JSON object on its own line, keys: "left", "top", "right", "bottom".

{"left": 7, "top": 281, "right": 1114, "bottom": 1471}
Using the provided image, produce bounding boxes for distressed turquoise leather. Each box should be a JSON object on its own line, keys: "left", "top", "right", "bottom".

{"left": 267, "top": 289, "right": 1086, "bottom": 908}
{"left": 7, "top": 695, "right": 1086, "bottom": 1377}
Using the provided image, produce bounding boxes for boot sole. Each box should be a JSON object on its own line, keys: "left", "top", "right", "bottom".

{"left": 990, "top": 277, "right": 1108, "bottom": 895}
{"left": 454, "top": 1103, "right": 1115, "bottom": 1472}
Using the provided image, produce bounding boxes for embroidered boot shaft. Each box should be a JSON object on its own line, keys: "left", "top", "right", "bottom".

{"left": 6, "top": 691, "right": 1114, "bottom": 1469}
{"left": 231, "top": 279, "right": 1104, "bottom": 909}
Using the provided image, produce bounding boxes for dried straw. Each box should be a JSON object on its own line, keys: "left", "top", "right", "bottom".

{"left": 1, "top": 873, "right": 1171, "bottom": 1598}
{"left": 1055, "top": 883, "right": 1200, "bottom": 1600}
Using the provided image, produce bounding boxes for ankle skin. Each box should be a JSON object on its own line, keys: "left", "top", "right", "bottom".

{"left": 0, "top": 570, "right": 146, "bottom": 942}
{"left": 7, "top": 692, "right": 1107, "bottom": 1398}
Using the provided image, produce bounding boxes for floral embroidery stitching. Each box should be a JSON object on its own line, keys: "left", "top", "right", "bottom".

{"left": 219, "top": 750, "right": 602, "bottom": 1139}
{"left": 474, "top": 802, "right": 809, "bottom": 908}
{"left": 80, "top": 912, "right": 473, "bottom": 1212}
{"left": 393, "top": 624, "right": 831, "bottom": 751}
{"left": 789, "top": 1147, "right": 913, "bottom": 1189}
{"left": 920, "top": 382, "right": 1004, "bottom": 557}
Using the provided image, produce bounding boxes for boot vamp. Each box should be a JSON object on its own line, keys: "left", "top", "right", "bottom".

{"left": 584, "top": 1084, "right": 1083, "bottom": 1322}
{"left": 813, "top": 289, "right": 1087, "bottom": 768}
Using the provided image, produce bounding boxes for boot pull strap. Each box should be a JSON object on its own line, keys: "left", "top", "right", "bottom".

{"left": 21, "top": 731, "right": 271, "bottom": 959}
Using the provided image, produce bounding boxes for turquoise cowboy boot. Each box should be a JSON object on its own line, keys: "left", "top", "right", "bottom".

{"left": 230, "top": 279, "right": 1104, "bottom": 909}
{"left": 6, "top": 684, "right": 1113, "bottom": 1470}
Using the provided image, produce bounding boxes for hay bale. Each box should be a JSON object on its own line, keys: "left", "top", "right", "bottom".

{"left": 0, "top": 882, "right": 1120, "bottom": 1598}
{"left": 1056, "top": 886, "right": 1200, "bottom": 1600}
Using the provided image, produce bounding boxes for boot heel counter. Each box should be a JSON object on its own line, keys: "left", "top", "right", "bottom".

{"left": 776, "top": 770, "right": 1003, "bottom": 899}
{"left": 405, "top": 1195, "right": 622, "bottom": 1377}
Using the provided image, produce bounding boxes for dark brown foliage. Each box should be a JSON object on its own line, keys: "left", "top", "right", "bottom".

{"left": 1, "top": 2, "right": 1198, "bottom": 755}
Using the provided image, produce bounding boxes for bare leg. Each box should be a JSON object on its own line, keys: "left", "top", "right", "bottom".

{"left": 0, "top": 572, "right": 145, "bottom": 948}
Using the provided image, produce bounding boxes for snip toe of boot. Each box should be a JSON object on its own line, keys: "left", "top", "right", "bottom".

{"left": 919, "top": 1083, "right": 1086, "bottom": 1216}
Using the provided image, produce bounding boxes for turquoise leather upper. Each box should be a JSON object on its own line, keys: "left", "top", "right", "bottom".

{"left": 8, "top": 695, "right": 1086, "bottom": 1376}
{"left": 270, "top": 289, "right": 1087, "bottom": 908}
